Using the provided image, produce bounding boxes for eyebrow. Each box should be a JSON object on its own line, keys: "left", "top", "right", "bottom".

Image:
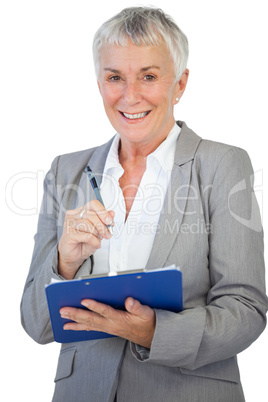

{"left": 103, "top": 68, "right": 121, "bottom": 74}
{"left": 141, "top": 65, "right": 160, "bottom": 72}
{"left": 103, "top": 65, "right": 161, "bottom": 74}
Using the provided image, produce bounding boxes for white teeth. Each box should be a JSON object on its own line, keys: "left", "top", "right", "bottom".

{"left": 123, "top": 111, "right": 149, "bottom": 119}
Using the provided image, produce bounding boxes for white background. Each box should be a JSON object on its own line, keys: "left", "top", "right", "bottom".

{"left": 1, "top": 1, "right": 267, "bottom": 401}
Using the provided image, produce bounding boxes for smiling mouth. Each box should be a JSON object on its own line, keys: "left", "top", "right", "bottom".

{"left": 120, "top": 111, "right": 151, "bottom": 120}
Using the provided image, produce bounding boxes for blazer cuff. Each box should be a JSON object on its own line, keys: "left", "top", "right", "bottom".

{"left": 131, "top": 307, "right": 206, "bottom": 368}
{"left": 50, "top": 245, "right": 65, "bottom": 280}
{"left": 130, "top": 342, "right": 151, "bottom": 362}
{"left": 52, "top": 248, "right": 93, "bottom": 280}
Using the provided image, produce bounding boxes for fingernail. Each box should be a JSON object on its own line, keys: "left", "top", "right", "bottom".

{"left": 128, "top": 298, "right": 134, "bottom": 308}
{"left": 105, "top": 217, "right": 113, "bottom": 225}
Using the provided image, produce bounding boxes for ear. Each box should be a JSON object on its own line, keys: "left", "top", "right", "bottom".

{"left": 173, "top": 68, "right": 189, "bottom": 105}
{"left": 97, "top": 80, "right": 102, "bottom": 96}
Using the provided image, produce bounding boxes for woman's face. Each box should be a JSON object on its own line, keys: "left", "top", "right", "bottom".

{"left": 97, "top": 40, "right": 188, "bottom": 152}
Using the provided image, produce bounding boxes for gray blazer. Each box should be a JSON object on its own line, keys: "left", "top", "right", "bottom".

{"left": 21, "top": 121, "right": 268, "bottom": 402}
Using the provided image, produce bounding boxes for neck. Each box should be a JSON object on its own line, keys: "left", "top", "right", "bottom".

{"left": 119, "top": 124, "right": 175, "bottom": 165}
{"left": 118, "top": 140, "right": 148, "bottom": 167}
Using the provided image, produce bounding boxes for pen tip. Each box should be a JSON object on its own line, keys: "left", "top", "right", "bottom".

{"left": 86, "top": 166, "right": 92, "bottom": 172}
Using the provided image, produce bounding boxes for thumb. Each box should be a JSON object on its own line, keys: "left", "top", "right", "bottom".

{"left": 125, "top": 297, "right": 149, "bottom": 318}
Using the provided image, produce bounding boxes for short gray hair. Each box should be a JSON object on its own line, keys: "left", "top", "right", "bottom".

{"left": 93, "top": 7, "right": 189, "bottom": 81}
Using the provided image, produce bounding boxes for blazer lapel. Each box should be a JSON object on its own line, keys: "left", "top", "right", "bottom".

{"left": 146, "top": 122, "right": 202, "bottom": 270}
{"left": 88, "top": 137, "right": 115, "bottom": 182}
{"left": 74, "top": 138, "right": 115, "bottom": 276}
{"left": 80, "top": 137, "right": 115, "bottom": 204}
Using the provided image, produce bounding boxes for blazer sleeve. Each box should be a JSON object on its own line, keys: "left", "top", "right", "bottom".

{"left": 20, "top": 156, "right": 93, "bottom": 344}
{"left": 131, "top": 147, "right": 268, "bottom": 369}
{"left": 20, "top": 156, "right": 62, "bottom": 344}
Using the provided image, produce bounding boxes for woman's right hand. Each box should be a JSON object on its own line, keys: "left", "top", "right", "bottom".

{"left": 58, "top": 200, "right": 114, "bottom": 279}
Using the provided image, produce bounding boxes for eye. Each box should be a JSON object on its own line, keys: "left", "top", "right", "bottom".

{"left": 108, "top": 75, "right": 121, "bottom": 82}
{"left": 144, "top": 75, "right": 156, "bottom": 81}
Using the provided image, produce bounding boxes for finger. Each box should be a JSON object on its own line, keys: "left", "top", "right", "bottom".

{"left": 81, "top": 299, "right": 114, "bottom": 319}
{"left": 83, "top": 200, "right": 114, "bottom": 226}
{"left": 63, "top": 322, "right": 94, "bottom": 332}
{"left": 60, "top": 306, "right": 97, "bottom": 323}
{"left": 79, "top": 300, "right": 125, "bottom": 337}
{"left": 65, "top": 210, "right": 111, "bottom": 240}
{"left": 63, "top": 229, "right": 102, "bottom": 255}
{"left": 68, "top": 218, "right": 100, "bottom": 238}
{"left": 60, "top": 306, "right": 107, "bottom": 332}
{"left": 65, "top": 202, "right": 114, "bottom": 226}
{"left": 79, "top": 209, "right": 112, "bottom": 239}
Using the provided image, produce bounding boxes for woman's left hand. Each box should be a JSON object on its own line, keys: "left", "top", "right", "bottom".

{"left": 60, "top": 298, "right": 156, "bottom": 349}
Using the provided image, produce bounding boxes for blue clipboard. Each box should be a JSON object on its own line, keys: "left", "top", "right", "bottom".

{"left": 45, "top": 267, "right": 183, "bottom": 343}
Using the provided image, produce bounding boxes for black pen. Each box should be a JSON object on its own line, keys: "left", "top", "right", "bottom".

{"left": 85, "top": 166, "right": 113, "bottom": 235}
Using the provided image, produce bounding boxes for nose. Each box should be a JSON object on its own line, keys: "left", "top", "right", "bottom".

{"left": 123, "top": 80, "right": 142, "bottom": 106}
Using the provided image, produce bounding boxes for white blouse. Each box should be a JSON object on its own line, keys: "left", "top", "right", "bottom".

{"left": 93, "top": 123, "right": 181, "bottom": 274}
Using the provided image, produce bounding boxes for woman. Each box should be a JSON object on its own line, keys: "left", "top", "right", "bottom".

{"left": 21, "top": 7, "right": 267, "bottom": 402}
